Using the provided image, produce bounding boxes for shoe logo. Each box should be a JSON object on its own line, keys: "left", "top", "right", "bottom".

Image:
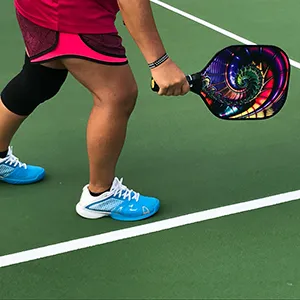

{"left": 142, "top": 206, "right": 150, "bottom": 215}
{"left": 129, "top": 204, "right": 138, "bottom": 212}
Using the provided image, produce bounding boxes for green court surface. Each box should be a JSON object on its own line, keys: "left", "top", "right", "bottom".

{"left": 1, "top": 1, "right": 300, "bottom": 299}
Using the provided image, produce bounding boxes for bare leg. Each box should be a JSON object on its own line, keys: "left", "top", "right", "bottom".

{"left": 0, "top": 100, "right": 26, "bottom": 152}
{"left": 61, "top": 58, "right": 138, "bottom": 193}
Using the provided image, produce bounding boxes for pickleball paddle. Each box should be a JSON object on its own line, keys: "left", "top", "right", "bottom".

{"left": 151, "top": 45, "right": 290, "bottom": 120}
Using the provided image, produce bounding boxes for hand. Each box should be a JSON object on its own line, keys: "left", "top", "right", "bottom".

{"left": 150, "top": 59, "right": 190, "bottom": 96}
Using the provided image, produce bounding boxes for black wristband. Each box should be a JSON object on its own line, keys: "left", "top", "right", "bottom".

{"left": 148, "top": 53, "right": 169, "bottom": 69}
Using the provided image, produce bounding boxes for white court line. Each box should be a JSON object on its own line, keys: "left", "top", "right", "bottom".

{"left": 150, "top": 0, "right": 300, "bottom": 70}
{"left": 2, "top": 189, "right": 300, "bottom": 268}
{"left": 1, "top": 1, "right": 300, "bottom": 269}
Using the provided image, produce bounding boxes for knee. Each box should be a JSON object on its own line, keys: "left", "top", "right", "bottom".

{"left": 95, "top": 80, "right": 138, "bottom": 117}
{"left": 118, "top": 82, "right": 138, "bottom": 117}
{"left": 123, "top": 81, "right": 138, "bottom": 115}
{"left": 1, "top": 55, "right": 68, "bottom": 116}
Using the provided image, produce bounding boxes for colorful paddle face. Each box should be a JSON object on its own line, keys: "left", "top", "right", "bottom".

{"left": 151, "top": 45, "right": 291, "bottom": 120}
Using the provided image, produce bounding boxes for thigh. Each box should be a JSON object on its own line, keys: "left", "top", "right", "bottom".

{"left": 41, "top": 60, "right": 66, "bottom": 70}
{"left": 61, "top": 58, "right": 138, "bottom": 104}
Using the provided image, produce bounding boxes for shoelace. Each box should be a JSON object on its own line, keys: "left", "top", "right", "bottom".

{"left": 112, "top": 178, "right": 140, "bottom": 202}
{"left": 3, "top": 151, "right": 27, "bottom": 169}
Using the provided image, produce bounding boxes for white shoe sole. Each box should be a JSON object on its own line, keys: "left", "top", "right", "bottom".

{"left": 76, "top": 203, "right": 110, "bottom": 219}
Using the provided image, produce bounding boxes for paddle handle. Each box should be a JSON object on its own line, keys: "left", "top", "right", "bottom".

{"left": 151, "top": 75, "right": 194, "bottom": 93}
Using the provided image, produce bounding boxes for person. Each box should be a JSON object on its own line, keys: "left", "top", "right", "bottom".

{"left": 0, "top": 0, "right": 190, "bottom": 221}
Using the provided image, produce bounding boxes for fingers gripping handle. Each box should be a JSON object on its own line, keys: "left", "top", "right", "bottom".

{"left": 151, "top": 75, "right": 194, "bottom": 93}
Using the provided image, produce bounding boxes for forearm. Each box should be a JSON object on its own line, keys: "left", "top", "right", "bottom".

{"left": 117, "top": 0, "right": 166, "bottom": 64}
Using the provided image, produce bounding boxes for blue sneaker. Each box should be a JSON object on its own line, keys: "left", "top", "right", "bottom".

{"left": 0, "top": 146, "right": 45, "bottom": 184}
{"left": 76, "top": 177, "right": 160, "bottom": 221}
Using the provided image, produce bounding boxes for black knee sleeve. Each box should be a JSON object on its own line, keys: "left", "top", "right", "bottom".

{"left": 1, "top": 54, "right": 68, "bottom": 116}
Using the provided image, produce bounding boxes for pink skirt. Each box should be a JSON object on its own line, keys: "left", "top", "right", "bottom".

{"left": 16, "top": 10, "right": 128, "bottom": 66}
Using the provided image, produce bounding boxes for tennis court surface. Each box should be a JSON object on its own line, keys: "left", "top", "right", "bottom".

{"left": 1, "top": 0, "right": 300, "bottom": 298}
